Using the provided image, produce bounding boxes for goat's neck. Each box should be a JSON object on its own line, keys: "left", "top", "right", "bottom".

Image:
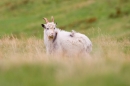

{"left": 47, "top": 39, "right": 57, "bottom": 54}
{"left": 44, "top": 31, "right": 58, "bottom": 54}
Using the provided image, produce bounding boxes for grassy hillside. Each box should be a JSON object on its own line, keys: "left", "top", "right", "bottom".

{"left": 0, "top": 0, "right": 130, "bottom": 38}
{"left": 0, "top": 36, "right": 130, "bottom": 86}
{"left": 0, "top": 0, "right": 130, "bottom": 86}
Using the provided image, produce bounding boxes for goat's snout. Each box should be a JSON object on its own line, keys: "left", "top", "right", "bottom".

{"left": 50, "top": 33, "right": 54, "bottom": 36}
{"left": 48, "top": 32, "right": 55, "bottom": 39}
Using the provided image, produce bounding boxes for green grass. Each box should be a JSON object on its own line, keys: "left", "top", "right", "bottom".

{"left": 0, "top": 0, "right": 130, "bottom": 86}
{"left": 0, "top": 0, "right": 130, "bottom": 38}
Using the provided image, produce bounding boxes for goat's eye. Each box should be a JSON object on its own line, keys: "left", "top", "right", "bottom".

{"left": 46, "top": 28, "right": 49, "bottom": 30}
{"left": 54, "top": 28, "right": 55, "bottom": 29}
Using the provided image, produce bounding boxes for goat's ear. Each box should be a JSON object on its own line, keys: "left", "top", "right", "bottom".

{"left": 41, "top": 24, "right": 45, "bottom": 28}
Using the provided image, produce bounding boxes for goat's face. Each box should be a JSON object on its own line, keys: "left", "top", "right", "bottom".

{"left": 41, "top": 22, "right": 57, "bottom": 39}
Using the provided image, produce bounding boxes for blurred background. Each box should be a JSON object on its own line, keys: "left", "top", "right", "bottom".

{"left": 0, "top": 0, "right": 130, "bottom": 39}
{"left": 0, "top": 0, "right": 130, "bottom": 86}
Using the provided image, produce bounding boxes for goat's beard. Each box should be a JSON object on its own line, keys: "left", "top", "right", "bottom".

{"left": 48, "top": 36, "right": 54, "bottom": 39}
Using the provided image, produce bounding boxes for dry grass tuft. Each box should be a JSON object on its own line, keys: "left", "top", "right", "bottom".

{"left": 0, "top": 35, "right": 129, "bottom": 65}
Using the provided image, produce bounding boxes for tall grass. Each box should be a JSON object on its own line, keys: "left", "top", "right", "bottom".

{"left": 0, "top": 35, "right": 130, "bottom": 86}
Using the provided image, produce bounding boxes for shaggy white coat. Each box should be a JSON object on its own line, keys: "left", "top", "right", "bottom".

{"left": 43, "top": 22, "right": 92, "bottom": 57}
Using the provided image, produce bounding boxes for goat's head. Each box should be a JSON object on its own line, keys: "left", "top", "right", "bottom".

{"left": 41, "top": 16, "right": 57, "bottom": 39}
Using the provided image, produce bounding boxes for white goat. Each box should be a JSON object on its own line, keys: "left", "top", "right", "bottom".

{"left": 41, "top": 17, "right": 92, "bottom": 57}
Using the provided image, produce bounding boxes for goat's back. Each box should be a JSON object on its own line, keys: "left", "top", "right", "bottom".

{"left": 57, "top": 31, "right": 92, "bottom": 57}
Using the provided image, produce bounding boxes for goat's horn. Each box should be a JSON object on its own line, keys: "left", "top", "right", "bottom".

{"left": 51, "top": 16, "right": 54, "bottom": 22}
{"left": 43, "top": 18, "right": 49, "bottom": 23}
